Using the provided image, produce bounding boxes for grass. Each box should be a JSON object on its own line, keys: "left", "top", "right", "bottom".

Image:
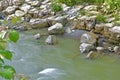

{"left": 96, "top": 14, "right": 107, "bottom": 23}
{"left": 51, "top": 3, "right": 62, "bottom": 12}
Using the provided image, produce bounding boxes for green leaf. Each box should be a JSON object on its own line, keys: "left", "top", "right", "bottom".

{"left": 0, "top": 50, "right": 12, "bottom": 60}
{"left": 0, "top": 58, "right": 4, "bottom": 64}
{"left": 9, "top": 30, "right": 19, "bottom": 43}
{"left": 0, "top": 41, "right": 7, "bottom": 50}
{"left": 0, "top": 65, "right": 16, "bottom": 79}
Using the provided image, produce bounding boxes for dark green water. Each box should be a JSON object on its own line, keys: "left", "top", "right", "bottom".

{"left": 5, "top": 30, "right": 120, "bottom": 80}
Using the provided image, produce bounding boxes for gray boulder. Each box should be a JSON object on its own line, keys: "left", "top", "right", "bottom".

{"left": 45, "top": 35, "right": 57, "bottom": 45}
{"left": 80, "top": 32, "right": 98, "bottom": 44}
{"left": 29, "top": 19, "right": 49, "bottom": 29}
{"left": 48, "top": 23, "right": 65, "bottom": 34}
{"left": 79, "top": 43, "right": 94, "bottom": 53}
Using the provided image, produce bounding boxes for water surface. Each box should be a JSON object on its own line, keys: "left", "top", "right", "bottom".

{"left": 5, "top": 30, "right": 120, "bottom": 80}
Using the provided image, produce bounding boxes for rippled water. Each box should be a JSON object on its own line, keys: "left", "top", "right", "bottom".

{"left": 5, "top": 30, "right": 120, "bottom": 80}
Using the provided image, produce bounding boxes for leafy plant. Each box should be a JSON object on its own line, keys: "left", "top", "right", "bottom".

{"left": 51, "top": 3, "right": 62, "bottom": 12}
{"left": 96, "top": 14, "right": 107, "bottom": 23}
{"left": 0, "top": 17, "right": 20, "bottom": 80}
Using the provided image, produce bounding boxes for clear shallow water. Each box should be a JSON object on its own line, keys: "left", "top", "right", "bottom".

{"left": 5, "top": 30, "right": 120, "bottom": 80}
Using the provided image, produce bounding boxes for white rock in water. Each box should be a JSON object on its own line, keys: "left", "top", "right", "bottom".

{"left": 38, "top": 68, "right": 57, "bottom": 74}
{"left": 34, "top": 33, "right": 41, "bottom": 39}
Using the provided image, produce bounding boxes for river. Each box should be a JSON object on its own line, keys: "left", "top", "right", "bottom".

{"left": 4, "top": 29, "right": 120, "bottom": 80}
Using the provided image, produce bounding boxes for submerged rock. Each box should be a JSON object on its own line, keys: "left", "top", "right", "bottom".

{"left": 86, "top": 51, "right": 97, "bottom": 59}
{"left": 45, "top": 35, "right": 57, "bottom": 45}
{"left": 34, "top": 33, "right": 41, "bottom": 40}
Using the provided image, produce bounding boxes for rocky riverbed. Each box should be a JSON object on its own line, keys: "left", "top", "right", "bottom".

{"left": 0, "top": 0, "right": 120, "bottom": 58}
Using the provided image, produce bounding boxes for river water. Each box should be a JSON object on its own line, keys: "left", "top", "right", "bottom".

{"left": 5, "top": 30, "right": 120, "bottom": 80}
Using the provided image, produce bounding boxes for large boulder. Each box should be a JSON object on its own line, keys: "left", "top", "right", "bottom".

{"left": 80, "top": 32, "right": 98, "bottom": 44}
{"left": 48, "top": 23, "right": 65, "bottom": 34}
{"left": 79, "top": 43, "right": 95, "bottom": 53}
{"left": 45, "top": 35, "right": 57, "bottom": 45}
{"left": 29, "top": 19, "right": 49, "bottom": 29}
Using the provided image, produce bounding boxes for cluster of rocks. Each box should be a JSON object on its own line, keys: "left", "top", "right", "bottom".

{"left": 0, "top": 0, "right": 120, "bottom": 57}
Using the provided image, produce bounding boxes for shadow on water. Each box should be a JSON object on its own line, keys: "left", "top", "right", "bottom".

{"left": 4, "top": 29, "right": 120, "bottom": 80}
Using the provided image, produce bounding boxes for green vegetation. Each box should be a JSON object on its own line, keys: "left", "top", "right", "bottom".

{"left": 51, "top": 3, "right": 62, "bottom": 12}
{"left": 53, "top": 0, "right": 104, "bottom": 6}
{"left": 0, "top": 17, "right": 19, "bottom": 80}
{"left": 96, "top": 14, "right": 107, "bottom": 23}
{"left": 80, "top": 9, "right": 86, "bottom": 16}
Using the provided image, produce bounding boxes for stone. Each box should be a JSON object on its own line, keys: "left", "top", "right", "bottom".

{"left": 19, "top": 4, "right": 31, "bottom": 12}
{"left": 102, "top": 23, "right": 113, "bottom": 38}
{"left": 4, "top": 6, "right": 18, "bottom": 14}
{"left": 52, "top": 16, "right": 68, "bottom": 26}
{"left": 41, "top": 0, "right": 50, "bottom": 5}
{"left": 94, "top": 23, "right": 104, "bottom": 33}
{"left": 62, "top": 4, "right": 70, "bottom": 12}
{"left": 48, "top": 23, "right": 65, "bottom": 34}
{"left": 109, "top": 26, "right": 120, "bottom": 44}
{"left": 45, "top": 35, "right": 57, "bottom": 45}
{"left": 85, "top": 17, "right": 96, "bottom": 30}
{"left": 79, "top": 43, "right": 95, "bottom": 53}
{"left": 84, "top": 5, "right": 97, "bottom": 11}
{"left": 12, "top": 0, "right": 24, "bottom": 6}
{"left": 86, "top": 51, "right": 97, "bottom": 59}
{"left": 108, "top": 47, "right": 114, "bottom": 52}
{"left": 0, "top": 12, "right": 6, "bottom": 19}
{"left": 109, "top": 26, "right": 120, "bottom": 34}
{"left": 80, "top": 32, "right": 98, "bottom": 44}
{"left": 34, "top": 33, "right": 41, "bottom": 40}
{"left": 0, "top": 0, "right": 9, "bottom": 10}
{"left": 29, "top": 19, "right": 49, "bottom": 29}
{"left": 65, "top": 27, "right": 72, "bottom": 33}
{"left": 96, "top": 47, "right": 104, "bottom": 53}
{"left": 114, "top": 46, "right": 119, "bottom": 53}
{"left": 39, "top": 10, "right": 51, "bottom": 18}
{"left": 72, "top": 18, "right": 86, "bottom": 30}
{"left": 31, "top": 1, "right": 40, "bottom": 7}
{"left": 87, "top": 11, "right": 99, "bottom": 15}
{"left": 15, "top": 10, "right": 26, "bottom": 17}
{"left": 12, "top": 25, "right": 27, "bottom": 31}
